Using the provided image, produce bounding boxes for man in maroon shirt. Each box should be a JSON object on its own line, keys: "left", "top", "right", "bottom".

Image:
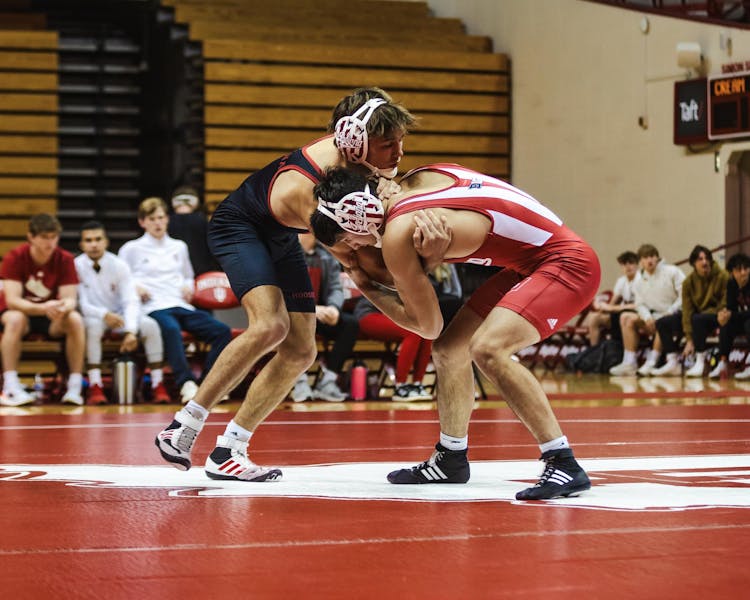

{"left": 0, "top": 214, "right": 85, "bottom": 406}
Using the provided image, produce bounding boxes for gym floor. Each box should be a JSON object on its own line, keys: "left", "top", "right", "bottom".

{"left": 1, "top": 373, "right": 749, "bottom": 599}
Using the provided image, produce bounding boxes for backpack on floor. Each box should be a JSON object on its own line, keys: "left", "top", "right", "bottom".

{"left": 566, "top": 339, "right": 623, "bottom": 374}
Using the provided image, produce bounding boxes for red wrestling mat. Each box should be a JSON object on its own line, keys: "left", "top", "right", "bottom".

{"left": 0, "top": 404, "right": 749, "bottom": 599}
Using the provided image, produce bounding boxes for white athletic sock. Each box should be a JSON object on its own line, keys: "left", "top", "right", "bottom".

{"left": 3, "top": 370, "right": 20, "bottom": 392}
{"left": 540, "top": 435, "right": 569, "bottom": 453}
{"left": 88, "top": 368, "right": 102, "bottom": 387}
{"left": 184, "top": 400, "right": 209, "bottom": 421}
{"left": 150, "top": 368, "right": 163, "bottom": 387}
{"left": 647, "top": 349, "right": 660, "bottom": 364}
{"left": 224, "top": 419, "right": 253, "bottom": 443}
{"left": 623, "top": 350, "right": 637, "bottom": 365}
{"left": 440, "top": 432, "right": 468, "bottom": 451}
{"left": 67, "top": 373, "right": 82, "bottom": 393}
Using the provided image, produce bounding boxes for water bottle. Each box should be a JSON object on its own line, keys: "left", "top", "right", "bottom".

{"left": 350, "top": 361, "right": 368, "bottom": 401}
{"left": 113, "top": 355, "right": 136, "bottom": 405}
{"left": 33, "top": 374, "right": 44, "bottom": 402}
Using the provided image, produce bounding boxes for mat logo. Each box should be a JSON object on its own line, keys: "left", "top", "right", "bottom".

{"left": 1, "top": 455, "right": 749, "bottom": 511}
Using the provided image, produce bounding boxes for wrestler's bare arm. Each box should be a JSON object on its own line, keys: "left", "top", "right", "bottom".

{"left": 347, "top": 221, "right": 443, "bottom": 339}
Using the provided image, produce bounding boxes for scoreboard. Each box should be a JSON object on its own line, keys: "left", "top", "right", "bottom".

{"left": 674, "top": 71, "right": 750, "bottom": 144}
{"left": 708, "top": 71, "right": 750, "bottom": 140}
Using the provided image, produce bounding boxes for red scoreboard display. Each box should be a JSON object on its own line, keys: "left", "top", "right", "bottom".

{"left": 708, "top": 71, "right": 750, "bottom": 140}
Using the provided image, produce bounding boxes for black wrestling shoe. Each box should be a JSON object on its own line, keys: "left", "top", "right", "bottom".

{"left": 515, "top": 448, "right": 591, "bottom": 500}
{"left": 387, "top": 443, "right": 470, "bottom": 484}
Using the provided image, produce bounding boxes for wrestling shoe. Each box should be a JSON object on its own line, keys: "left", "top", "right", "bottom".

{"left": 205, "top": 435, "right": 282, "bottom": 481}
{"left": 154, "top": 408, "right": 205, "bottom": 470}
{"left": 387, "top": 443, "right": 470, "bottom": 484}
{"left": 515, "top": 448, "right": 591, "bottom": 500}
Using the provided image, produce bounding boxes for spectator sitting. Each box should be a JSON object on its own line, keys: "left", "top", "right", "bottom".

{"left": 0, "top": 213, "right": 86, "bottom": 406}
{"left": 75, "top": 221, "right": 170, "bottom": 405}
{"left": 711, "top": 252, "right": 750, "bottom": 379}
{"left": 167, "top": 185, "right": 220, "bottom": 276}
{"left": 119, "top": 197, "right": 232, "bottom": 403}
{"left": 354, "top": 296, "right": 433, "bottom": 401}
{"left": 582, "top": 250, "right": 639, "bottom": 346}
{"left": 609, "top": 244, "right": 685, "bottom": 376}
{"left": 671, "top": 245, "right": 728, "bottom": 377}
{"left": 291, "top": 232, "right": 358, "bottom": 402}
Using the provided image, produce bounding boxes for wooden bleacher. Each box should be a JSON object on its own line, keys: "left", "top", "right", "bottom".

{"left": 0, "top": 29, "right": 59, "bottom": 261}
{"left": 161, "top": 0, "right": 510, "bottom": 212}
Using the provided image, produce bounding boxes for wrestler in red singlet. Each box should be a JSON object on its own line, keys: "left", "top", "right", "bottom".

{"left": 387, "top": 164, "right": 601, "bottom": 338}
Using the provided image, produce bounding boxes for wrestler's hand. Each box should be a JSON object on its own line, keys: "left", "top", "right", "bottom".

{"left": 376, "top": 177, "right": 401, "bottom": 200}
{"left": 413, "top": 209, "right": 452, "bottom": 272}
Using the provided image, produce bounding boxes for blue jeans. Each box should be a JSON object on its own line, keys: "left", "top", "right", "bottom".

{"left": 149, "top": 307, "right": 231, "bottom": 388}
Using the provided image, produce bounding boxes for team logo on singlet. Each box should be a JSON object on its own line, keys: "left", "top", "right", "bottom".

{"left": 547, "top": 318, "right": 558, "bottom": 329}
{"left": 466, "top": 257, "right": 493, "bottom": 266}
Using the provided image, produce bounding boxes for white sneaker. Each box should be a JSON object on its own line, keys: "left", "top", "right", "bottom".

{"left": 313, "top": 378, "right": 347, "bottom": 402}
{"left": 651, "top": 360, "right": 682, "bottom": 377}
{"left": 205, "top": 435, "right": 282, "bottom": 481}
{"left": 735, "top": 365, "right": 750, "bottom": 380}
{"left": 291, "top": 377, "right": 313, "bottom": 402}
{"left": 708, "top": 361, "right": 727, "bottom": 379}
{"left": 180, "top": 380, "right": 199, "bottom": 404}
{"left": 637, "top": 360, "right": 657, "bottom": 376}
{"left": 684, "top": 361, "right": 705, "bottom": 378}
{"left": 61, "top": 389, "right": 84, "bottom": 406}
{"left": 0, "top": 387, "right": 34, "bottom": 407}
{"left": 609, "top": 362, "right": 637, "bottom": 376}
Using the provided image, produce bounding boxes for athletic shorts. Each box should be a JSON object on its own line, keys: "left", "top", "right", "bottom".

{"left": 466, "top": 244, "right": 601, "bottom": 340}
{"left": 207, "top": 208, "right": 315, "bottom": 313}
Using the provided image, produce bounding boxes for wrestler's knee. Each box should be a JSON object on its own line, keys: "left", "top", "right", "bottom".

{"left": 432, "top": 334, "right": 467, "bottom": 368}
{"left": 469, "top": 334, "right": 512, "bottom": 374}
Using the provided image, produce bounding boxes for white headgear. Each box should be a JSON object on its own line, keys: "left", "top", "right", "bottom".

{"left": 334, "top": 98, "right": 397, "bottom": 178}
{"left": 317, "top": 183, "right": 385, "bottom": 247}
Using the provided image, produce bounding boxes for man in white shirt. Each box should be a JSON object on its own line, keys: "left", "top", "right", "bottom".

{"left": 75, "top": 221, "right": 170, "bottom": 404}
{"left": 609, "top": 244, "right": 686, "bottom": 376}
{"left": 119, "top": 198, "right": 231, "bottom": 403}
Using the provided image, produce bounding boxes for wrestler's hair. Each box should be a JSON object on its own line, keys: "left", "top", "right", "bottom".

{"left": 310, "top": 167, "right": 373, "bottom": 247}
{"left": 616, "top": 251, "right": 638, "bottom": 265}
{"left": 327, "top": 87, "right": 416, "bottom": 139}
{"left": 28, "top": 213, "right": 61, "bottom": 236}
{"left": 138, "top": 196, "right": 168, "bottom": 220}
{"left": 688, "top": 244, "right": 712, "bottom": 267}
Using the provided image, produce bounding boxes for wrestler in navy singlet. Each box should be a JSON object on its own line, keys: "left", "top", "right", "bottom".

{"left": 207, "top": 144, "right": 325, "bottom": 312}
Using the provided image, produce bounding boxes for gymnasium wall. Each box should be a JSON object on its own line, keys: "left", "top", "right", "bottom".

{"left": 410, "top": 0, "right": 750, "bottom": 286}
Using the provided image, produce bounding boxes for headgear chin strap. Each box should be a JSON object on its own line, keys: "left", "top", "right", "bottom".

{"left": 317, "top": 183, "right": 384, "bottom": 248}
{"left": 335, "top": 98, "right": 397, "bottom": 179}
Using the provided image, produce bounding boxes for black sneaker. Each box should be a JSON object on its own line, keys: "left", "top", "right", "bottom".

{"left": 515, "top": 448, "right": 591, "bottom": 500}
{"left": 387, "top": 443, "right": 470, "bottom": 484}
